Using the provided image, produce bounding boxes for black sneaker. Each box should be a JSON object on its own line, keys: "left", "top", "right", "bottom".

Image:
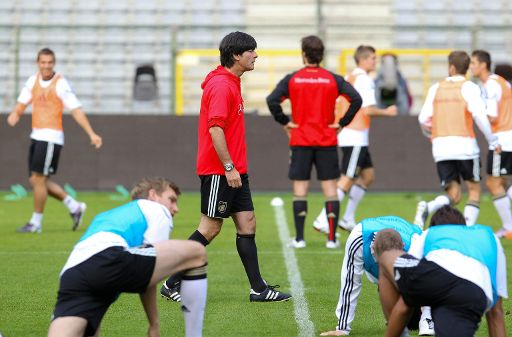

{"left": 249, "top": 284, "right": 292, "bottom": 302}
{"left": 70, "top": 202, "right": 86, "bottom": 231}
{"left": 160, "top": 281, "right": 181, "bottom": 302}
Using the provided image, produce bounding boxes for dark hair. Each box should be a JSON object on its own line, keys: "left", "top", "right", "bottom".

{"left": 219, "top": 31, "right": 257, "bottom": 68}
{"left": 373, "top": 229, "right": 403, "bottom": 258}
{"left": 495, "top": 63, "right": 512, "bottom": 82}
{"left": 472, "top": 49, "right": 492, "bottom": 71}
{"left": 354, "top": 45, "right": 376, "bottom": 64}
{"left": 448, "top": 50, "right": 470, "bottom": 75}
{"left": 429, "top": 205, "right": 466, "bottom": 227}
{"left": 131, "top": 177, "right": 181, "bottom": 200}
{"left": 301, "top": 35, "right": 324, "bottom": 64}
{"left": 37, "top": 48, "right": 55, "bottom": 62}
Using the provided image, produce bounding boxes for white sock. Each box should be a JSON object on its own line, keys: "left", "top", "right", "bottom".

{"left": 181, "top": 275, "right": 207, "bottom": 337}
{"left": 493, "top": 195, "right": 512, "bottom": 230}
{"left": 63, "top": 195, "right": 80, "bottom": 213}
{"left": 342, "top": 184, "right": 366, "bottom": 221}
{"left": 464, "top": 202, "right": 480, "bottom": 226}
{"left": 29, "top": 212, "right": 43, "bottom": 227}
{"left": 507, "top": 185, "right": 512, "bottom": 200}
{"left": 420, "top": 306, "right": 432, "bottom": 320}
{"left": 337, "top": 188, "right": 346, "bottom": 202}
{"left": 427, "top": 195, "right": 450, "bottom": 214}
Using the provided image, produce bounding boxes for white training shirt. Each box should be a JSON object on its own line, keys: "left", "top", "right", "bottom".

{"left": 482, "top": 75, "right": 512, "bottom": 151}
{"left": 60, "top": 199, "right": 173, "bottom": 275}
{"left": 338, "top": 68, "right": 376, "bottom": 147}
{"left": 418, "top": 76, "right": 497, "bottom": 162}
{"left": 408, "top": 230, "right": 508, "bottom": 310}
{"left": 17, "top": 73, "right": 82, "bottom": 145}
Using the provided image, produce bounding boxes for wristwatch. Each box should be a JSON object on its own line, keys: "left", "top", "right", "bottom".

{"left": 224, "top": 163, "right": 235, "bottom": 172}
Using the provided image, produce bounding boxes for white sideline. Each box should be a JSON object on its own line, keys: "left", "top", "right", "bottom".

{"left": 271, "top": 197, "right": 315, "bottom": 337}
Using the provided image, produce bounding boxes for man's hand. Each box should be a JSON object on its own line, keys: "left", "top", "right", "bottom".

{"left": 283, "top": 121, "right": 299, "bottom": 139}
{"left": 226, "top": 168, "right": 242, "bottom": 188}
{"left": 7, "top": 113, "right": 20, "bottom": 127}
{"left": 320, "top": 330, "right": 349, "bottom": 336}
{"left": 328, "top": 123, "right": 342, "bottom": 134}
{"left": 385, "top": 105, "right": 398, "bottom": 116}
{"left": 90, "top": 133, "right": 103, "bottom": 149}
{"left": 148, "top": 323, "right": 160, "bottom": 337}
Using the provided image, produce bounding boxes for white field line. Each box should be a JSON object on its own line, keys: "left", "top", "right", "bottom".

{"left": 271, "top": 199, "right": 315, "bottom": 337}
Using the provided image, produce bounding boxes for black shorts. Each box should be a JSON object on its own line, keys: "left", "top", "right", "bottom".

{"left": 436, "top": 159, "right": 480, "bottom": 188}
{"left": 52, "top": 246, "right": 156, "bottom": 336}
{"left": 487, "top": 150, "right": 512, "bottom": 176}
{"left": 28, "top": 139, "right": 62, "bottom": 176}
{"left": 200, "top": 174, "right": 254, "bottom": 218}
{"left": 340, "top": 146, "right": 373, "bottom": 178}
{"left": 288, "top": 146, "right": 339, "bottom": 180}
{"left": 394, "top": 255, "right": 487, "bottom": 337}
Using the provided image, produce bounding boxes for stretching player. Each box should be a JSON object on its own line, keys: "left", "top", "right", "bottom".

{"left": 375, "top": 208, "right": 507, "bottom": 337}
{"left": 320, "top": 216, "right": 434, "bottom": 336}
{"left": 313, "top": 45, "right": 397, "bottom": 234}
{"left": 470, "top": 49, "right": 512, "bottom": 238}
{"left": 48, "top": 177, "right": 208, "bottom": 337}
{"left": 415, "top": 51, "right": 500, "bottom": 227}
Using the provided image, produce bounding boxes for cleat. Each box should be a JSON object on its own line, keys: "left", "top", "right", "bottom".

{"left": 313, "top": 218, "right": 330, "bottom": 234}
{"left": 250, "top": 284, "right": 291, "bottom": 302}
{"left": 418, "top": 317, "right": 434, "bottom": 335}
{"left": 495, "top": 227, "right": 512, "bottom": 240}
{"left": 287, "top": 239, "right": 306, "bottom": 249}
{"left": 16, "top": 223, "right": 41, "bottom": 233}
{"left": 413, "top": 201, "right": 428, "bottom": 229}
{"left": 160, "top": 281, "right": 181, "bottom": 302}
{"left": 338, "top": 218, "right": 355, "bottom": 232}
{"left": 70, "top": 202, "right": 87, "bottom": 231}
{"left": 325, "top": 240, "right": 340, "bottom": 249}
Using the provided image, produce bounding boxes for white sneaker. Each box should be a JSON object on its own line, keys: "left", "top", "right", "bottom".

{"left": 325, "top": 240, "right": 340, "bottom": 249}
{"left": 288, "top": 239, "right": 306, "bottom": 249}
{"left": 338, "top": 218, "right": 355, "bottom": 232}
{"left": 413, "top": 201, "right": 428, "bottom": 229}
{"left": 313, "top": 218, "right": 330, "bottom": 234}
{"left": 418, "top": 317, "right": 434, "bottom": 336}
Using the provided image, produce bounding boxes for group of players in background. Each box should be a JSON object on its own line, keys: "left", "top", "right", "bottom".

{"left": 6, "top": 30, "right": 510, "bottom": 337}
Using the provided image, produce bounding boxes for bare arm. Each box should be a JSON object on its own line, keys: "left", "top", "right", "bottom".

{"left": 140, "top": 285, "right": 160, "bottom": 337}
{"left": 209, "top": 126, "right": 241, "bottom": 188}
{"left": 7, "top": 103, "right": 27, "bottom": 126}
{"left": 365, "top": 105, "right": 398, "bottom": 117}
{"left": 70, "top": 108, "right": 102, "bottom": 149}
{"left": 486, "top": 298, "right": 506, "bottom": 337}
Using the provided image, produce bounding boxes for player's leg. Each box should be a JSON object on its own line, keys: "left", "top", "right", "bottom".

{"left": 487, "top": 150, "right": 512, "bottom": 236}
{"left": 151, "top": 240, "right": 208, "bottom": 337}
{"left": 414, "top": 161, "right": 455, "bottom": 228}
{"left": 316, "top": 147, "right": 341, "bottom": 247}
{"left": 292, "top": 180, "right": 309, "bottom": 245}
{"left": 460, "top": 158, "right": 481, "bottom": 226}
{"left": 335, "top": 224, "right": 364, "bottom": 333}
{"left": 341, "top": 147, "right": 373, "bottom": 230}
{"left": 19, "top": 172, "right": 48, "bottom": 233}
{"left": 48, "top": 316, "right": 88, "bottom": 337}
{"left": 46, "top": 180, "right": 87, "bottom": 230}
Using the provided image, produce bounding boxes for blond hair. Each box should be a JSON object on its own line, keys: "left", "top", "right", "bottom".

{"left": 131, "top": 177, "right": 181, "bottom": 200}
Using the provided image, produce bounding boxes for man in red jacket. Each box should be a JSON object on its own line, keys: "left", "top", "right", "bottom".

{"left": 161, "top": 31, "right": 291, "bottom": 303}
{"left": 267, "top": 36, "right": 362, "bottom": 249}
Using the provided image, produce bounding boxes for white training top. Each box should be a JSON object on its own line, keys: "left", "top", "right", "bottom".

{"left": 418, "top": 75, "right": 497, "bottom": 162}
{"left": 482, "top": 75, "right": 512, "bottom": 151}
{"left": 60, "top": 199, "right": 172, "bottom": 275}
{"left": 17, "top": 73, "right": 82, "bottom": 145}
{"left": 408, "top": 230, "right": 508, "bottom": 310}
{"left": 338, "top": 68, "right": 376, "bottom": 147}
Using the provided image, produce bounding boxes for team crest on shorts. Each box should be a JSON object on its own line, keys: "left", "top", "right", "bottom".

{"left": 218, "top": 201, "right": 228, "bottom": 214}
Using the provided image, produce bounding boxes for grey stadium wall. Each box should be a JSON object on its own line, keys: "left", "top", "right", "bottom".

{"left": 0, "top": 115, "right": 491, "bottom": 192}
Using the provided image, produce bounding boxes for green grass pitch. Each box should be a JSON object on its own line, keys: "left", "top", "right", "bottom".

{"left": 0, "top": 191, "right": 511, "bottom": 336}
